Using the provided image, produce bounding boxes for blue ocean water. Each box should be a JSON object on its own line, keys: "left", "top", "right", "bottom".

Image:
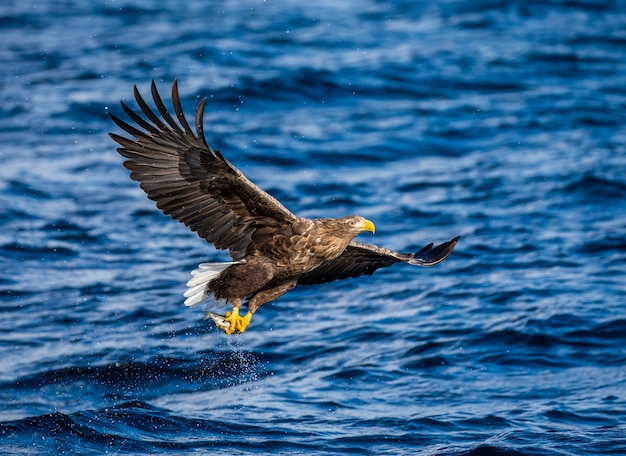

{"left": 1, "top": 0, "right": 626, "bottom": 454}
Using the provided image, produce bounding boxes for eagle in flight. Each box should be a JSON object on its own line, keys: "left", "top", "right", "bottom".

{"left": 110, "top": 81, "right": 460, "bottom": 335}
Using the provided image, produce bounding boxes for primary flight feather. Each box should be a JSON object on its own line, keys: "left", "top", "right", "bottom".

{"left": 110, "top": 80, "right": 460, "bottom": 334}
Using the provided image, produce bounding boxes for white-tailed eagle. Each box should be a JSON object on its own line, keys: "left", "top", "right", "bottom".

{"left": 110, "top": 81, "right": 460, "bottom": 334}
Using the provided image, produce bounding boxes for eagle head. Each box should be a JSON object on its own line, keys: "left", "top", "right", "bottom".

{"left": 342, "top": 215, "right": 376, "bottom": 235}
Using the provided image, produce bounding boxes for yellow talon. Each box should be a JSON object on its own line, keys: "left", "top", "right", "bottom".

{"left": 222, "top": 307, "right": 253, "bottom": 335}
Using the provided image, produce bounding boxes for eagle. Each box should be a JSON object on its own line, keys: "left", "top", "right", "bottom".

{"left": 109, "top": 80, "right": 460, "bottom": 335}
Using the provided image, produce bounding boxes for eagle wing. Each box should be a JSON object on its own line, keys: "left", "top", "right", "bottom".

{"left": 297, "top": 236, "right": 460, "bottom": 286}
{"left": 109, "top": 80, "right": 299, "bottom": 260}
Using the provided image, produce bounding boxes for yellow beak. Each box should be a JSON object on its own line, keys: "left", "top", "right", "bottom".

{"left": 359, "top": 218, "right": 376, "bottom": 234}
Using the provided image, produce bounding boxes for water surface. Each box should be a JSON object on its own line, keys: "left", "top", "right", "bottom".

{"left": 1, "top": 1, "right": 625, "bottom": 454}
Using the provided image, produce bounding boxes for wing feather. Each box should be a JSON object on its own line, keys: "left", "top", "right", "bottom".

{"left": 133, "top": 84, "right": 168, "bottom": 130}
{"left": 150, "top": 80, "right": 182, "bottom": 132}
{"left": 195, "top": 98, "right": 211, "bottom": 150}
{"left": 171, "top": 80, "right": 195, "bottom": 137}
{"left": 110, "top": 80, "right": 299, "bottom": 260}
{"left": 120, "top": 100, "right": 160, "bottom": 134}
{"left": 297, "top": 236, "right": 460, "bottom": 286}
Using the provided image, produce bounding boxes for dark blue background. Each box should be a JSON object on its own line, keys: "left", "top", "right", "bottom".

{"left": 1, "top": 1, "right": 625, "bottom": 454}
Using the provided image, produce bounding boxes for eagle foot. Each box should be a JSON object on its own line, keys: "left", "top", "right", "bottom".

{"left": 206, "top": 307, "right": 252, "bottom": 335}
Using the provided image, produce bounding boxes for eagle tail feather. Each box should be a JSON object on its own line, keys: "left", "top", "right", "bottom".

{"left": 184, "top": 262, "right": 240, "bottom": 306}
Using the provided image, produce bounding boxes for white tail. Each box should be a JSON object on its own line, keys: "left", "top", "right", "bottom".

{"left": 183, "top": 262, "right": 240, "bottom": 307}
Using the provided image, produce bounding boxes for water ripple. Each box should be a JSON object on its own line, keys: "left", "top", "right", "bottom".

{"left": 2, "top": 0, "right": 625, "bottom": 454}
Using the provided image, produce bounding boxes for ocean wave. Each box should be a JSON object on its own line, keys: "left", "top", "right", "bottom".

{"left": 2, "top": 0, "right": 626, "bottom": 454}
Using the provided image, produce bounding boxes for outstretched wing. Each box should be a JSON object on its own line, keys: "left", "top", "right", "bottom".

{"left": 109, "top": 80, "right": 299, "bottom": 260}
{"left": 297, "top": 236, "right": 460, "bottom": 286}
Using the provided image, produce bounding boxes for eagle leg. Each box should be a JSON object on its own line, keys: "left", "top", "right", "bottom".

{"left": 221, "top": 306, "right": 252, "bottom": 335}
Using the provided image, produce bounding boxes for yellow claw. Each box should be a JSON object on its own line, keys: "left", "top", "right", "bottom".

{"left": 222, "top": 307, "right": 253, "bottom": 335}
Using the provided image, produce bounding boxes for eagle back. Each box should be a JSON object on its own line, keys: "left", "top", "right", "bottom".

{"left": 247, "top": 218, "right": 353, "bottom": 271}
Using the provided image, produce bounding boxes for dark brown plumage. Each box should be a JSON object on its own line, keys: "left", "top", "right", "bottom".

{"left": 110, "top": 80, "right": 460, "bottom": 334}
